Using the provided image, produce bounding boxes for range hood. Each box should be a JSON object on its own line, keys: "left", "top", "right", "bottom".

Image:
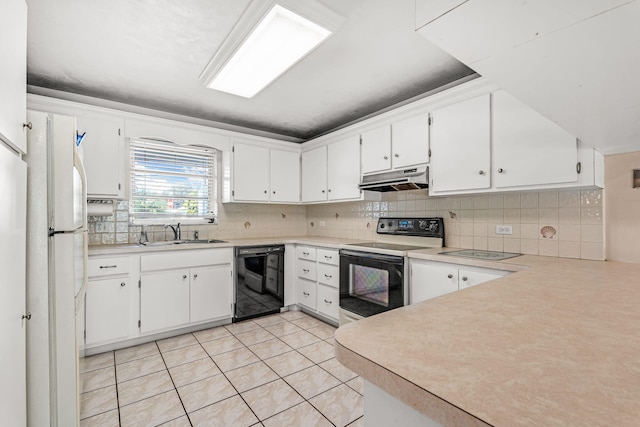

{"left": 358, "top": 165, "right": 428, "bottom": 192}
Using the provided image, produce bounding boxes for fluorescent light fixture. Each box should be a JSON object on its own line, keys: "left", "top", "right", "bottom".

{"left": 201, "top": 0, "right": 343, "bottom": 98}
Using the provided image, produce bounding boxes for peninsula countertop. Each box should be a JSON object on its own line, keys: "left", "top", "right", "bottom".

{"left": 335, "top": 251, "right": 640, "bottom": 426}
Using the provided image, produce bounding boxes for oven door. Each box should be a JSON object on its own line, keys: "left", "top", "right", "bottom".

{"left": 339, "top": 249, "right": 405, "bottom": 318}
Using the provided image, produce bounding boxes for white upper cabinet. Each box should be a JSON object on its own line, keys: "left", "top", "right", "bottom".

{"left": 301, "top": 146, "right": 328, "bottom": 203}
{"left": 391, "top": 113, "right": 430, "bottom": 169}
{"left": 430, "top": 94, "right": 491, "bottom": 193}
{"left": 327, "top": 135, "right": 361, "bottom": 201}
{"left": 232, "top": 141, "right": 300, "bottom": 203}
{"left": 77, "top": 113, "right": 125, "bottom": 199}
{"left": 0, "top": 0, "right": 27, "bottom": 153}
{"left": 270, "top": 149, "right": 300, "bottom": 203}
{"left": 232, "top": 142, "right": 270, "bottom": 202}
{"left": 493, "top": 90, "right": 577, "bottom": 188}
{"left": 361, "top": 125, "right": 391, "bottom": 174}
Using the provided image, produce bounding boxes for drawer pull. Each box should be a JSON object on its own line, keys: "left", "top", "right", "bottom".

{"left": 461, "top": 276, "right": 468, "bottom": 282}
{"left": 303, "top": 291, "right": 310, "bottom": 296}
{"left": 303, "top": 251, "right": 310, "bottom": 256}
{"left": 324, "top": 274, "right": 332, "bottom": 279}
{"left": 324, "top": 299, "right": 332, "bottom": 304}
{"left": 303, "top": 268, "right": 310, "bottom": 273}
{"left": 120, "top": 282, "right": 126, "bottom": 287}
{"left": 447, "top": 274, "right": 453, "bottom": 279}
{"left": 193, "top": 274, "right": 198, "bottom": 279}
{"left": 99, "top": 265, "right": 118, "bottom": 269}
{"left": 324, "top": 255, "right": 332, "bottom": 260}
{"left": 183, "top": 274, "right": 188, "bottom": 279}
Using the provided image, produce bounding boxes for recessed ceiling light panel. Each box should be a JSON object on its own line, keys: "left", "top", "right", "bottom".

{"left": 201, "top": 0, "right": 344, "bottom": 98}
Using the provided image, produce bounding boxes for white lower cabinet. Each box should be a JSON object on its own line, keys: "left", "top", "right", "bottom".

{"left": 86, "top": 255, "right": 134, "bottom": 346}
{"left": 410, "top": 259, "right": 510, "bottom": 304}
{"left": 140, "top": 248, "right": 233, "bottom": 334}
{"left": 295, "top": 246, "right": 339, "bottom": 322}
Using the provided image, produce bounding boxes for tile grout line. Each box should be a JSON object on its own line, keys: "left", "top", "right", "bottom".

{"left": 155, "top": 337, "right": 195, "bottom": 427}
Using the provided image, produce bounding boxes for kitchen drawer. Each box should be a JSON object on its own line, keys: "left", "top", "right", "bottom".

{"left": 317, "top": 283, "right": 339, "bottom": 320}
{"left": 87, "top": 256, "right": 130, "bottom": 278}
{"left": 317, "top": 248, "right": 339, "bottom": 266}
{"left": 297, "top": 279, "right": 316, "bottom": 310}
{"left": 317, "top": 263, "right": 339, "bottom": 288}
{"left": 296, "top": 246, "right": 317, "bottom": 261}
{"left": 297, "top": 259, "right": 316, "bottom": 281}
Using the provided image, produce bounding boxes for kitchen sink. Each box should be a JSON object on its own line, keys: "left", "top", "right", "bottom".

{"left": 138, "top": 239, "right": 227, "bottom": 247}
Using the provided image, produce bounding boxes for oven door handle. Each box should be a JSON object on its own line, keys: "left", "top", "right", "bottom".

{"left": 339, "top": 249, "right": 404, "bottom": 263}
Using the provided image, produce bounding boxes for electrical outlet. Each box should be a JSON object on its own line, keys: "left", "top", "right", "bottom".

{"left": 496, "top": 225, "right": 512, "bottom": 235}
{"left": 319, "top": 221, "right": 326, "bottom": 227}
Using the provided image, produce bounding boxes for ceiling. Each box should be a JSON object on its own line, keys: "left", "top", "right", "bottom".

{"left": 25, "top": 0, "right": 474, "bottom": 142}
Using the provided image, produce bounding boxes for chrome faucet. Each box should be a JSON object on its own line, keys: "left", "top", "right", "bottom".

{"left": 165, "top": 223, "right": 181, "bottom": 240}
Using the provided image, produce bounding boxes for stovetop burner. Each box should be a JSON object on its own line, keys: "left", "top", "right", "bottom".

{"left": 440, "top": 249, "right": 521, "bottom": 260}
{"left": 346, "top": 242, "right": 428, "bottom": 251}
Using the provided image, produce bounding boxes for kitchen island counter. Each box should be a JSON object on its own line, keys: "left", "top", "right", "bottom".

{"left": 335, "top": 253, "right": 640, "bottom": 426}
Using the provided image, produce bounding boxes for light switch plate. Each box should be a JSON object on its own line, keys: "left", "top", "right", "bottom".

{"left": 496, "top": 225, "right": 512, "bottom": 235}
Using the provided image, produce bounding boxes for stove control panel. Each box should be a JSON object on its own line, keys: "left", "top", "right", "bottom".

{"left": 377, "top": 217, "right": 444, "bottom": 238}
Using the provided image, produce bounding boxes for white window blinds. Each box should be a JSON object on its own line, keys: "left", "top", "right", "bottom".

{"left": 129, "top": 139, "right": 217, "bottom": 221}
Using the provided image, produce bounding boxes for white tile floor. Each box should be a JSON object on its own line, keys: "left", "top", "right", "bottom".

{"left": 80, "top": 311, "right": 364, "bottom": 427}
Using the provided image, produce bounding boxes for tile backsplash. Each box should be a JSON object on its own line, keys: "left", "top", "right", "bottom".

{"left": 305, "top": 189, "right": 604, "bottom": 261}
{"left": 89, "top": 189, "right": 604, "bottom": 261}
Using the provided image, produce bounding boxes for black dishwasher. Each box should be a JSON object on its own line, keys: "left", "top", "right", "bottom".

{"left": 234, "top": 245, "right": 285, "bottom": 322}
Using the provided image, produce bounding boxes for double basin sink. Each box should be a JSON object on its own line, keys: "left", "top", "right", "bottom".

{"left": 138, "top": 239, "right": 227, "bottom": 247}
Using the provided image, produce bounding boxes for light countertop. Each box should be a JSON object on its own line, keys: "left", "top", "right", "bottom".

{"left": 335, "top": 253, "right": 640, "bottom": 426}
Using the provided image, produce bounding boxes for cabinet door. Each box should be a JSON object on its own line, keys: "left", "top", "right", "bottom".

{"left": 301, "top": 146, "right": 327, "bottom": 202}
{"left": 410, "top": 262, "right": 458, "bottom": 304}
{"left": 458, "top": 268, "right": 508, "bottom": 290}
{"left": 361, "top": 125, "right": 391, "bottom": 174}
{"left": 190, "top": 265, "right": 232, "bottom": 323}
{"left": 296, "top": 278, "right": 317, "bottom": 310}
{"left": 493, "top": 90, "right": 578, "bottom": 188}
{"left": 140, "top": 270, "right": 190, "bottom": 333}
{"left": 327, "top": 135, "right": 361, "bottom": 201}
{"left": 0, "top": 0, "right": 27, "bottom": 153}
{"left": 270, "top": 149, "right": 300, "bottom": 203}
{"left": 430, "top": 94, "right": 491, "bottom": 192}
{"left": 317, "top": 283, "right": 339, "bottom": 320}
{"left": 77, "top": 114, "right": 125, "bottom": 198}
{"left": 85, "top": 278, "right": 131, "bottom": 345}
{"left": 391, "top": 113, "right": 429, "bottom": 168}
{"left": 233, "top": 142, "right": 270, "bottom": 201}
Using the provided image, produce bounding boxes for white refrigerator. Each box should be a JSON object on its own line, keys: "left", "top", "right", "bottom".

{"left": 27, "top": 111, "right": 87, "bottom": 426}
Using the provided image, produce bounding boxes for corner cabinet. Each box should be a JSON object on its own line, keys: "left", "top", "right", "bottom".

{"left": 410, "top": 259, "right": 510, "bottom": 304}
{"left": 77, "top": 113, "right": 126, "bottom": 198}
{"left": 232, "top": 141, "right": 300, "bottom": 203}
{"left": 0, "top": 0, "right": 27, "bottom": 153}
{"left": 140, "top": 248, "right": 233, "bottom": 334}
{"left": 302, "top": 135, "right": 363, "bottom": 203}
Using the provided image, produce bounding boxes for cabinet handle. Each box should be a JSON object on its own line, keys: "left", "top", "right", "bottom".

{"left": 264, "top": 190, "right": 267, "bottom": 194}
{"left": 23, "top": 122, "right": 33, "bottom": 130}
{"left": 394, "top": 153, "right": 399, "bottom": 158}
{"left": 328, "top": 189, "right": 332, "bottom": 193}
{"left": 193, "top": 274, "right": 198, "bottom": 279}
{"left": 497, "top": 168, "right": 504, "bottom": 174}
{"left": 322, "top": 190, "right": 325, "bottom": 193}
{"left": 21, "top": 313, "right": 32, "bottom": 320}
{"left": 303, "top": 251, "right": 310, "bottom": 256}
{"left": 324, "top": 299, "right": 332, "bottom": 304}
{"left": 99, "top": 265, "right": 117, "bottom": 269}
{"left": 120, "top": 282, "right": 126, "bottom": 287}
{"left": 303, "top": 268, "right": 310, "bottom": 273}
{"left": 324, "top": 255, "right": 332, "bottom": 260}
{"left": 383, "top": 155, "right": 388, "bottom": 160}
{"left": 461, "top": 276, "right": 468, "bottom": 281}
{"left": 273, "top": 191, "right": 276, "bottom": 194}
{"left": 324, "top": 274, "right": 332, "bottom": 279}
{"left": 183, "top": 274, "right": 187, "bottom": 279}
{"left": 447, "top": 274, "right": 453, "bottom": 279}
{"left": 303, "top": 291, "right": 310, "bottom": 296}
{"left": 478, "top": 170, "right": 485, "bottom": 175}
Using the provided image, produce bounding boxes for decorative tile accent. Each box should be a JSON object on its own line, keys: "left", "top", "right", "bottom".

{"left": 189, "top": 395, "right": 259, "bottom": 427}
{"left": 262, "top": 401, "right": 333, "bottom": 427}
{"left": 119, "top": 389, "right": 185, "bottom": 427}
{"left": 241, "top": 379, "right": 304, "bottom": 420}
{"left": 169, "top": 357, "right": 221, "bottom": 388}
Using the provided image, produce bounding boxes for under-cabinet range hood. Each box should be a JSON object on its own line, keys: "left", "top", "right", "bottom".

{"left": 358, "top": 165, "right": 428, "bottom": 192}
